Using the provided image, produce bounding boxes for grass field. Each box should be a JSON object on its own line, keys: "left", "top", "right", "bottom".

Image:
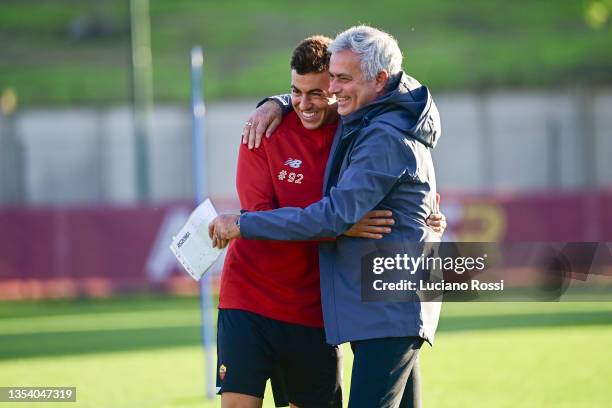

{"left": 1, "top": 0, "right": 611, "bottom": 106}
{"left": 1, "top": 296, "right": 611, "bottom": 407}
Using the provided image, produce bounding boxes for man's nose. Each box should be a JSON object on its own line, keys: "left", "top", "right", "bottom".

{"left": 299, "top": 95, "right": 311, "bottom": 110}
{"left": 328, "top": 79, "right": 340, "bottom": 95}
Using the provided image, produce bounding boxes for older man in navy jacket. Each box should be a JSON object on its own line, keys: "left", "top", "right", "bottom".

{"left": 211, "top": 25, "right": 442, "bottom": 408}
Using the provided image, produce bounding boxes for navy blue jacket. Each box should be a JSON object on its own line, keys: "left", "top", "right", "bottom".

{"left": 241, "top": 72, "right": 442, "bottom": 345}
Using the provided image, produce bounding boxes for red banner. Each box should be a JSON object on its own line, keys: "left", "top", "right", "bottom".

{"left": 0, "top": 192, "right": 610, "bottom": 300}
{"left": 443, "top": 191, "right": 612, "bottom": 242}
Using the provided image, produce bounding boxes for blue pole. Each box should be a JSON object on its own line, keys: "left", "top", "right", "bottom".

{"left": 190, "top": 46, "right": 215, "bottom": 399}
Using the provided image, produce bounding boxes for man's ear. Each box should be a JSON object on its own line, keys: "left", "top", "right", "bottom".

{"left": 374, "top": 70, "right": 389, "bottom": 93}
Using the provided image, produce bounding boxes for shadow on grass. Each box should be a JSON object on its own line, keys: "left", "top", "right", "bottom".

{"left": 0, "top": 295, "right": 201, "bottom": 320}
{"left": 0, "top": 325, "right": 202, "bottom": 361}
{"left": 438, "top": 310, "right": 612, "bottom": 332}
{"left": 1, "top": 310, "right": 611, "bottom": 361}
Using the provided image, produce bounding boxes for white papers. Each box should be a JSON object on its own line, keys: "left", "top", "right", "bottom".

{"left": 169, "top": 199, "right": 222, "bottom": 281}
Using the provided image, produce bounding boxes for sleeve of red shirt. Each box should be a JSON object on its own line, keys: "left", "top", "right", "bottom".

{"left": 236, "top": 142, "right": 276, "bottom": 212}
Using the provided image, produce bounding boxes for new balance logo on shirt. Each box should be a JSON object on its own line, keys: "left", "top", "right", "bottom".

{"left": 284, "top": 158, "right": 302, "bottom": 168}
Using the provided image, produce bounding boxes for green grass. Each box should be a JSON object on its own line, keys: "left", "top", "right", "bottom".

{"left": 420, "top": 326, "right": 612, "bottom": 408}
{"left": 0, "top": 0, "right": 611, "bottom": 106}
{"left": 1, "top": 297, "right": 611, "bottom": 407}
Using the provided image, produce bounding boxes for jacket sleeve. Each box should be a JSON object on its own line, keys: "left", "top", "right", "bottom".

{"left": 240, "top": 127, "right": 417, "bottom": 240}
{"left": 256, "top": 94, "right": 293, "bottom": 115}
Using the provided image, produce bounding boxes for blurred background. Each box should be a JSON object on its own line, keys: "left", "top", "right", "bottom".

{"left": 0, "top": 1, "right": 611, "bottom": 407}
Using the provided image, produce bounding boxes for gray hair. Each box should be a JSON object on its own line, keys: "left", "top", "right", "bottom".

{"left": 328, "top": 25, "right": 403, "bottom": 81}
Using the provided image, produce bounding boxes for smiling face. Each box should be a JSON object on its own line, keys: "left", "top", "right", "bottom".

{"left": 291, "top": 69, "right": 338, "bottom": 130}
{"left": 328, "top": 50, "right": 387, "bottom": 116}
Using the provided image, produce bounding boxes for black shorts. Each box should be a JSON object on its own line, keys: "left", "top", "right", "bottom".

{"left": 216, "top": 308, "right": 343, "bottom": 407}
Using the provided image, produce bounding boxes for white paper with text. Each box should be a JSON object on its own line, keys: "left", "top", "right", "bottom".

{"left": 169, "top": 199, "right": 222, "bottom": 280}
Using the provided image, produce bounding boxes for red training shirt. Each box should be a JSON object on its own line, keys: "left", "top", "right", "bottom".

{"left": 219, "top": 111, "right": 337, "bottom": 327}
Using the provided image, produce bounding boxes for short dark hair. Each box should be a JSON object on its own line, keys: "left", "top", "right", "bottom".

{"left": 290, "top": 35, "right": 332, "bottom": 75}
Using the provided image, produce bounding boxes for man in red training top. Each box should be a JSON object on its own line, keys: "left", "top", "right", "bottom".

{"left": 216, "top": 36, "right": 445, "bottom": 408}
